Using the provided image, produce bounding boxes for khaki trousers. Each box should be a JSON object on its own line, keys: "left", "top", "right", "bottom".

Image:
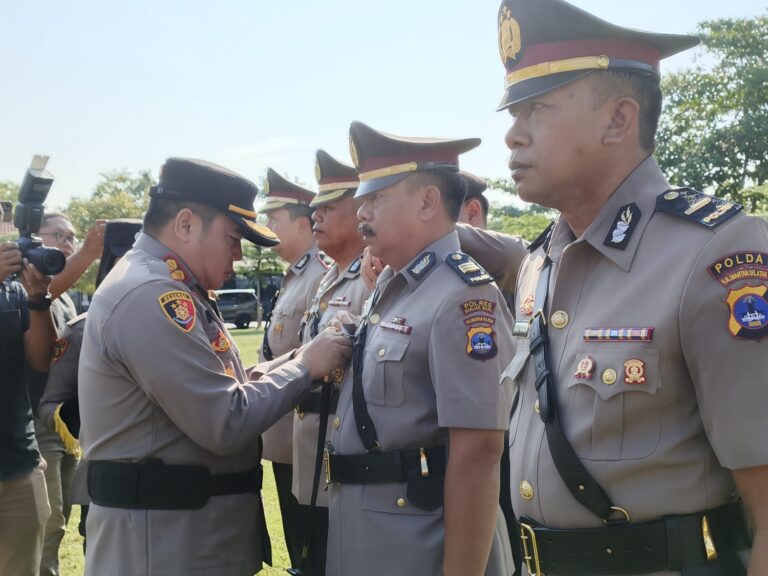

{"left": 40, "top": 449, "right": 77, "bottom": 576}
{"left": 0, "top": 462, "right": 51, "bottom": 576}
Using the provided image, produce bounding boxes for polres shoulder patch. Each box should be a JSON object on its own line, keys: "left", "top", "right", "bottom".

{"left": 656, "top": 188, "right": 742, "bottom": 228}
{"left": 445, "top": 252, "right": 493, "bottom": 285}
{"left": 159, "top": 291, "right": 196, "bottom": 333}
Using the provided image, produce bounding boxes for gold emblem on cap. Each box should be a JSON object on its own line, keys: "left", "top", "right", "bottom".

{"left": 664, "top": 191, "right": 679, "bottom": 201}
{"left": 349, "top": 134, "right": 360, "bottom": 168}
{"left": 498, "top": 6, "right": 522, "bottom": 63}
{"left": 520, "top": 480, "right": 534, "bottom": 500}
{"left": 602, "top": 368, "right": 618, "bottom": 385}
{"left": 263, "top": 178, "right": 270, "bottom": 196}
{"left": 596, "top": 55, "right": 610, "bottom": 68}
{"left": 551, "top": 310, "right": 569, "bottom": 329}
{"left": 534, "top": 399, "right": 540, "bottom": 414}
{"left": 314, "top": 160, "right": 322, "bottom": 183}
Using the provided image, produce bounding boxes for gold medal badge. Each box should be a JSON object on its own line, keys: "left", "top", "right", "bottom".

{"left": 498, "top": 6, "right": 522, "bottom": 64}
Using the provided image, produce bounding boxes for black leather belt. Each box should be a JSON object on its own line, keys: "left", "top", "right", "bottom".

{"left": 326, "top": 446, "right": 446, "bottom": 485}
{"left": 88, "top": 459, "right": 263, "bottom": 510}
{"left": 519, "top": 501, "right": 751, "bottom": 575}
{"left": 295, "top": 387, "right": 338, "bottom": 416}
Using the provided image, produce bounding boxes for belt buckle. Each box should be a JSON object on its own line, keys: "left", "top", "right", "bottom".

{"left": 519, "top": 521, "right": 544, "bottom": 576}
{"left": 323, "top": 445, "right": 332, "bottom": 485}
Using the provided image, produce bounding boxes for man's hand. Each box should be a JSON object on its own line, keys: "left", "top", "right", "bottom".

{"left": 295, "top": 326, "right": 353, "bottom": 380}
{"left": 79, "top": 219, "right": 107, "bottom": 261}
{"left": 0, "top": 241, "right": 22, "bottom": 280}
{"left": 20, "top": 259, "right": 52, "bottom": 302}
{"left": 361, "top": 246, "right": 384, "bottom": 290}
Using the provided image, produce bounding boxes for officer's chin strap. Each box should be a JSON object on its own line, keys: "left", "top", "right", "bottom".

{"left": 529, "top": 252, "right": 620, "bottom": 523}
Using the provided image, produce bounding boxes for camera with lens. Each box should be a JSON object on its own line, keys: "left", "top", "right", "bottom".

{"left": 12, "top": 156, "right": 66, "bottom": 276}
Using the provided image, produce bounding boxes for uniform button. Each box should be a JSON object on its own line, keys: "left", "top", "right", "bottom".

{"left": 320, "top": 302, "right": 328, "bottom": 310}
{"left": 602, "top": 369, "right": 618, "bottom": 385}
{"left": 520, "top": 481, "right": 534, "bottom": 501}
{"left": 378, "top": 348, "right": 387, "bottom": 357}
{"left": 396, "top": 498, "right": 406, "bottom": 507}
{"left": 333, "top": 417, "right": 340, "bottom": 429}
{"left": 550, "top": 310, "right": 569, "bottom": 329}
{"left": 534, "top": 399, "right": 540, "bottom": 414}
{"left": 369, "top": 313, "right": 380, "bottom": 325}
{"left": 664, "top": 191, "right": 679, "bottom": 201}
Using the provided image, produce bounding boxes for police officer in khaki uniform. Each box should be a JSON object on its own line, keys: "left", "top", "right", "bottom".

{"left": 259, "top": 168, "right": 330, "bottom": 568}
{"left": 326, "top": 122, "right": 516, "bottom": 576}
{"left": 465, "top": 1, "right": 768, "bottom": 574}
{"left": 38, "top": 219, "right": 142, "bottom": 548}
{"left": 78, "top": 158, "right": 352, "bottom": 576}
{"left": 290, "top": 150, "right": 370, "bottom": 575}
{"left": 458, "top": 171, "right": 490, "bottom": 229}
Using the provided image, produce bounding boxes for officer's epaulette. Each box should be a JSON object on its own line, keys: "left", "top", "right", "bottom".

{"left": 445, "top": 252, "right": 493, "bottom": 285}
{"left": 67, "top": 312, "right": 87, "bottom": 327}
{"left": 527, "top": 221, "right": 555, "bottom": 253}
{"left": 317, "top": 251, "right": 334, "bottom": 269}
{"left": 655, "top": 187, "right": 742, "bottom": 229}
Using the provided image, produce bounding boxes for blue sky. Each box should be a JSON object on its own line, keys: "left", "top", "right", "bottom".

{"left": 0, "top": 0, "right": 763, "bottom": 209}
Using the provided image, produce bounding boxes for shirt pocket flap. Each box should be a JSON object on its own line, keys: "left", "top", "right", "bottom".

{"left": 567, "top": 348, "right": 660, "bottom": 401}
{"left": 372, "top": 336, "right": 410, "bottom": 363}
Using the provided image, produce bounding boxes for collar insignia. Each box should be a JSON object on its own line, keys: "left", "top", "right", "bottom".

{"left": 604, "top": 203, "right": 641, "bottom": 250}
{"left": 408, "top": 252, "right": 436, "bottom": 280}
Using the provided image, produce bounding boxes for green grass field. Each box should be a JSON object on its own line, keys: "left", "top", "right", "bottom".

{"left": 60, "top": 325, "right": 291, "bottom": 575}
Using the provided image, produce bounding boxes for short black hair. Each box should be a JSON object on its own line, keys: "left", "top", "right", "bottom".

{"left": 407, "top": 171, "right": 467, "bottom": 222}
{"left": 590, "top": 71, "right": 662, "bottom": 151}
{"left": 143, "top": 198, "right": 220, "bottom": 236}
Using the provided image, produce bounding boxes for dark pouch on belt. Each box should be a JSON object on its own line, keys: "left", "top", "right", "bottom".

{"left": 406, "top": 476, "right": 444, "bottom": 511}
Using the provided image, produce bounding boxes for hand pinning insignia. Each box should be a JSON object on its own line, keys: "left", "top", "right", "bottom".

{"left": 159, "top": 291, "right": 196, "bottom": 333}
{"left": 603, "top": 203, "right": 641, "bottom": 250}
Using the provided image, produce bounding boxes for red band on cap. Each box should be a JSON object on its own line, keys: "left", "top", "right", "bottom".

{"left": 360, "top": 150, "right": 460, "bottom": 173}
{"left": 319, "top": 175, "right": 360, "bottom": 185}
{"left": 510, "top": 39, "right": 660, "bottom": 72}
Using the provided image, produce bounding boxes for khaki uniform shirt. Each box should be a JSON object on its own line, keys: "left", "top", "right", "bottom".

{"left": 327, "top": 231, "right": 515, "bottom": 576}
{"left": 505, "top": 157, "right": 765, "bottom": 575}
{"left": 261, "top": 246, "right": 329, "bottom": 463}
{"left": 293, "top": 254, "right": 370, "bottom": 505}
{"left": 38, "top": 314, "right": 89, "bottom": 504}
{"left": 457, "top": 223, "right": 529, "bottom": 295}
{"left": 79, "top": 233, "right": 314, "bottom": 576}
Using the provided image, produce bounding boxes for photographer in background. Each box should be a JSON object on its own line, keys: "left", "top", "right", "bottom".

{"left": 0, "top": 237, "right": 57, "bottom": 576}
{"left": 27, "top": 212, "right": 104, "bottom": 576}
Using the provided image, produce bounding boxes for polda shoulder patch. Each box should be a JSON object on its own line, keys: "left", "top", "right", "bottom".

{"left": 656, "top": 188, "right": 742, "bottom": 229}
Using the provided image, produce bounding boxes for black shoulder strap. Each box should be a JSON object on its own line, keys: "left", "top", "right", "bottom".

{"left": 352, "top": 287, "right": 381, "bottom": 452}
{"left": 529, "top": 257, "right": 620, "bottom": 522}
{"left": 261, "top": 290, "right": 280, "bottom": 361}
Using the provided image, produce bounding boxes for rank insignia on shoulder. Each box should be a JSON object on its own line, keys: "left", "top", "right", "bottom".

{"left": 709, "top": 252, "right": 768, "bottom": 287}
{"left": 159, "top": 291, "right": 196, "bottom": 333}
{"left": 211, "top": 330, "right": 231, "bottom": 353}
{"left": 318, "top": 252, "right": 334, "bottom": 269}
{"left": 52, "top": 338, "right": 68, "bottom": 363}
{"left": 656, "top": 187, "right": 742, "bottom": 228}
{"left": 163, "top": 255, "right": 188, "bottom": 282}
{"left": 295, "top": 253, "right": 310, "bottom": 270}
{"left": 446, "top": 252, "right": 493, "bottom": 285}
{"left": 725, "top": 284, "right": 768, "bottom": 341}
{"left": 408, "top": 252, "right": 436, "bottom": 280}
{"left": 466, "top": 325, "right": 498, "bottom": 360}
{"left": 604, "top": 203, "right": 641, "bottom": 250}
{"left": 348, "top": 257, "right": 362, "bottom": 275}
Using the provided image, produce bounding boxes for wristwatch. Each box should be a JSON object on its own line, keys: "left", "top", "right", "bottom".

{"left": 27, "top": 292, "right": 53, "bottom": 311}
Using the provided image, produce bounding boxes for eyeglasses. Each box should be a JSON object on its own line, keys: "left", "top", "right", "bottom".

{"left": 39, "top": 231, "right": 78, "bottom": 245}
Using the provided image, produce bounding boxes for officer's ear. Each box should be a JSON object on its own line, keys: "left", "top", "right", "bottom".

{"left": 603, "top": 96, "right": 640, "bottom": 147}
{"left": 173, "top": 208, "right": 198, "bottom": 242}
{"left": 417, "top": 184, "right": 441, "bottom": 222}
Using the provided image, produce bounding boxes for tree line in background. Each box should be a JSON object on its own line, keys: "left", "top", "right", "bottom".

{"left": 1, "top": 11, "right": 765, "bottom": 292}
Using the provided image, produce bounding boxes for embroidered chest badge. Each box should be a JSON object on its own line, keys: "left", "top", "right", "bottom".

{"left": 159, "top": 291, "right": 196, "bottom": 333}
{"left": 725, "top": 285, "right": 768, "bottom": 341}
{"left": 212, "top": 330, "right": 231, "bottom": 353}
{"left": 52, "top": 338, "right": 68, "bottom": 363}
{"left": 604, "top": 203, "right": 641, "bottom": 250}
{"left": 623, "top": 358, "right": 646, "bottom": 384}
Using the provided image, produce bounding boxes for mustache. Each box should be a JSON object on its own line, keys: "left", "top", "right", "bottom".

{"left": 358, "top": 223, "right": 376, "bottom": 237}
